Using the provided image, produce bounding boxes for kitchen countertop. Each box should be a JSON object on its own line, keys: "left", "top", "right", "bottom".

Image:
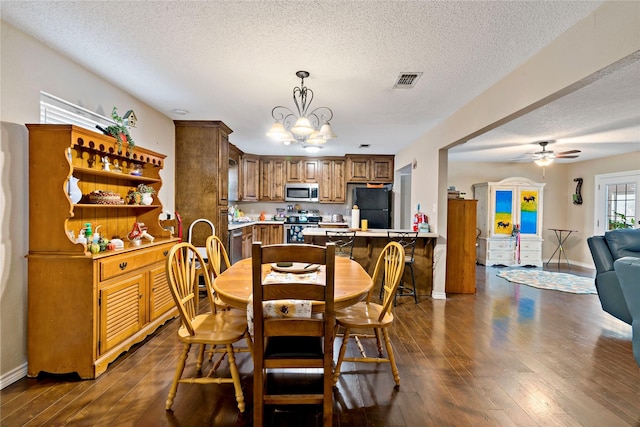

{"left": 303, "top": 228, "right": 438, "bottom": 238}
{"left": 228, "top": 220, "right": 285, "bottom": 231}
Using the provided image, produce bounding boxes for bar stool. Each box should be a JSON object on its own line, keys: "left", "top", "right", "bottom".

{"left": 383, "top": 231, "right": 418, "bottom": 305}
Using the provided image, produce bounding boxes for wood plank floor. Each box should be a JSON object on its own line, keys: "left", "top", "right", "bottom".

{"left": 2, "top": 264, "right": 639, "bottom": 426}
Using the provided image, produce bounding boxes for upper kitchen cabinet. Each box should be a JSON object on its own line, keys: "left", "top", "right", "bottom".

{"left": 319, "top": 158, "right": 346, "bottom": 203}
{"left": 241, "top": 154, "right": 259, "bottom": 201}
{"left": 174, "top": 120, "right": 231, "bottom": 249}
{"left": 346, "top": 155, "right": 394, "bottom": 183}
{"left": 286, "top": 159, "right": 319, "bottom": 183}
{"left": 259, "top": 157, "right": 285, "bottom": 201}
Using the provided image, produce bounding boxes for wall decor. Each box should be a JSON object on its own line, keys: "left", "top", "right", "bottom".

{"left": 573, "top": 177, "right": 583, "bottom": 205}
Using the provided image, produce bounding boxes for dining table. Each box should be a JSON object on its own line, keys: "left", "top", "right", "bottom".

{"left": 213, "top": 256, "right": 373, "bottom": 311}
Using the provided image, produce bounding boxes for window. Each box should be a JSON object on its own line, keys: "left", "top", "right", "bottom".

{"left": 595, "top": 171, "right": 640, "bottom": 234}
{"left": 40, "top": 91, "right": 113, "bottom": 129}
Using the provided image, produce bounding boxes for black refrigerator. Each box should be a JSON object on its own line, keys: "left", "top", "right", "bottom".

{"left": 353, "top": 187, "right": 392, "bottom": 229}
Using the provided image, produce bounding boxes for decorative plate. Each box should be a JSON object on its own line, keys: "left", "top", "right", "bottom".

{"left": 270, "top": 262, "right": 321, "bottom": 273}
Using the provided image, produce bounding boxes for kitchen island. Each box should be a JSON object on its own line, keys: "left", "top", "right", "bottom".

{"left": 303, "top": 228, "right": 438, "bottom": 298}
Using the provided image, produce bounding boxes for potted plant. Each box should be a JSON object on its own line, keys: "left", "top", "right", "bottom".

{"left": 126, "top": 184, "right": 155, "bottom": 205}
{"left": 96, "top": 107, "right": 136, "bottom": 153}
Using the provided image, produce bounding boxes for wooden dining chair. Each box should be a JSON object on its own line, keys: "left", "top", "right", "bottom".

{"left": 384, "top": 231, "right": 418, "bottom": 304}
{"left": 251, "top": 242, "right": 336, "bottom": 427}
{"left": 333, "top": 241, "right": 405, "bottom": 387}
{"left": 165, "top": 242, "right": 252, "bottom": 412}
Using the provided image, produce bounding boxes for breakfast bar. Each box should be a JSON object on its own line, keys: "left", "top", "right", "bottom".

{"left": 303, "top": 228, "right": 438, "bottom": 297}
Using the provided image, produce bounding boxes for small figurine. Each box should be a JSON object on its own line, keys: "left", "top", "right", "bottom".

{"left": 101, "top": 156, "right": 111, "bottom": 171}
{"left": 112, "top": 159, "right": 122, "bottom": 173}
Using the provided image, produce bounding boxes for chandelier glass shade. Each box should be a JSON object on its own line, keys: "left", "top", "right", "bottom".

{"left": 268, "top": 70, "right": 336, "bottom": 151}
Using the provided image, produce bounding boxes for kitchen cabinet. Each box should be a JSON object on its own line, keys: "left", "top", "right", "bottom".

{"left": 26, "top": 124, "right": 178, "bottom": 379}
{"left": 253, "top": 224, "right": 284, "bottom": 246}
{"left": 346, "top": 155, "right": 394, "bottom": 183}
{"left": 241, "top": 154, "right": 259, "bottom": 201}
{"left": 473, "top": 177, "right": 545, "bottom": 267}
{"left": 259, "top": 158, "right": 285, "bottom": 201}
{"left": 241, "top": 225, "right": 253, "bottom": 259}
{"left": 319, "top": 158, "right": 346, "bottom": 203}
{"left": 445, "top": 199, "right": 477, "bottom": 294}
{"left": 287, "top": 159, "right": 319, "bottom": 183}
{"left": 175, "top": 120, "right": 231, "bottom": 251}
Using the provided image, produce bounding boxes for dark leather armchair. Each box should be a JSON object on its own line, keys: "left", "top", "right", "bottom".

{"left": 614, "top": 257, "right": 640, "bottom": 367}
{"left": 587, "top": 229, "right": 640, "bottom": 324}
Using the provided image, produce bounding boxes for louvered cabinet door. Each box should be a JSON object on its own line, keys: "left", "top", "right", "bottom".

{"left": 99, "top": 274, "right": 145, "bottom": 355}
{"left": 148, "top": 264, "right": 174, "bottom": 321}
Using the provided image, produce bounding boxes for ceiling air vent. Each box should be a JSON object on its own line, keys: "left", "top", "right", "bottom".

{"left": 359, "top": 144, "right": 370, "bottom": 149}
{"left": 393, "top": 72, "right": 422, "bottom": 89}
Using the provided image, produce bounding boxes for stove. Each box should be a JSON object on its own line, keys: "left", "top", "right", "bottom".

{"left": 284, "top": 210, "right": 322, "bottom": 243}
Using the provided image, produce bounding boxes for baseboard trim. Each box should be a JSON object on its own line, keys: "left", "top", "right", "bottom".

{"left": 431, "top": 291, "right": 447, "bottom": 300}
{"left": 1, "top": 362, "right": 27, "bottom": 390}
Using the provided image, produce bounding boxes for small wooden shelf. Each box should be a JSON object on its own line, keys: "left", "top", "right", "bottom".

{"left": 73, "top": 166, "right": 160, "bottom": 183}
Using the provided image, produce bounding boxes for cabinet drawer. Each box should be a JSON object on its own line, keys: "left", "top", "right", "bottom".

{"left": 487, "top": 240, "right": 515, "bottom": 250}
{"left": 487, "top": 250, "right": 513, "bottom": 261}
{"left": 100, "top": 243, "right": 174, "bottom": 281}
{"left": 519, "top": 240, "right": 542, "bottom": 251}
{"left": 520, "top": 251, "right": 541, "bottom": 261}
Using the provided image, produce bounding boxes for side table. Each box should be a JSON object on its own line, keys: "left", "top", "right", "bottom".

{"left": 546, "top": 228, "right": 577, "bottom": 267}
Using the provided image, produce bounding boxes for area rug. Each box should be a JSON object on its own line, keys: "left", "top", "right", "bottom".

{"left": 497, "top": 269, "right": 597, "bottom": 294}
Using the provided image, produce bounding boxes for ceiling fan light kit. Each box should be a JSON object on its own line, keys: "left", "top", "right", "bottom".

{"left": 267, "top": 70, "right": 336, "bottom": 152}
{"left": 530, "top": 140, "right": 581, "bottom": 166}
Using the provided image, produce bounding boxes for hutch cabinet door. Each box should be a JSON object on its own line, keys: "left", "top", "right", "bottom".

{"left": 148, "top": 264, "right": 173, "bottom": 321}
{"left": 99, "top": 274, "right": 145, "bottom": 354}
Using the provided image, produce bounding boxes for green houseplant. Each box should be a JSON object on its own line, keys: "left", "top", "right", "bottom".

{"left": 126, "top": 183, "right": 155, "bottom": 205}
{"left": 97, "top": 107, "right": 136, "bottom": 152}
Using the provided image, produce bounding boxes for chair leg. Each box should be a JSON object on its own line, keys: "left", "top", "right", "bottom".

{"left": 226, "top": 344, "right": 245, "bottom": 413}
{"left": 253, "top": 361, "right": 264, "bottom": 426}
{"left": 166, "top": 343, "right": 190, "bottom": 410}
{"left": 408, "top": 263, "right": 418, "bottom": 304}
{"left": 333, "top": 327, "right": 351, "bottom": 385}
{"left": 197, "top": 344, "right": 206, "bottom": 371}
{"left": 374, "top": 328, "right": 383, "bottom": 357}
{"left": 382, "top": 328, "right": 400, "bottom": 386}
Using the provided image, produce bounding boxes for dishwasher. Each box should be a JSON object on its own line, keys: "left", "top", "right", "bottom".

{"left": 229, "top": 228, "right": 243, "bottom": 265}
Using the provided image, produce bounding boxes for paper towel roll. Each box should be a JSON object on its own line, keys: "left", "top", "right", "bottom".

{"left": 351, "top": 209, "right": 360, "bottom": 229}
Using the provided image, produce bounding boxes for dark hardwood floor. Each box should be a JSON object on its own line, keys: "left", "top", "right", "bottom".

{"left": 3, "top": 264, "right": 639, "bottom": 426}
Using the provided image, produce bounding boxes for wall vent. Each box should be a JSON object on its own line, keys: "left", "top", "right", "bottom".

{"left": 393, "top": 72, "right": 423, "bottom": 89}
{"left": 359, "top": 144, "right": 370, "bottom": 149}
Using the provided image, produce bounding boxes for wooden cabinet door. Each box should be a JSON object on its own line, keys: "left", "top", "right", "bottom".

{"left": 242, "top": 226, "right": 253, "bottom": 259}
{"left": 286, "top": 160, "right": 303, "bottom": 182}
{"left": 242, "top": 155, "right": 259, "bottom": 201}
{"left": 303, "top": 160, "right": 319, "bottom": 182}
{"left": 272, "top": 159, "right": 285, "bottom": 201}
{"left": 260, "top": 159, "right": 285, "bottom": 201}
{"left": 371, "top": 156, "right": 394, "bottom": 182}
{"left": 99, "top": 274, "right": 145, "bottom": 354}
{"left": 320, "top": 159, "right": 346, "bottom": 203}
{"left": 346, "top": 156, "right": 370, "bottom": 182}
{"left": 254, "top": 224, "right": 270, "bottom": 245}
{"left": 148, "top": 264, "right": 173, "bottom": 321}
{"left": 269, "top": 224, "right": 284, "bottom": 244}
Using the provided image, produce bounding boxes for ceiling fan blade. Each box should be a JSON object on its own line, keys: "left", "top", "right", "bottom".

{"left": 557, "top": 149, "right": 581, "bottom": 155}
{"left": 555, "top": 154, "right": 580, "bottom": 159}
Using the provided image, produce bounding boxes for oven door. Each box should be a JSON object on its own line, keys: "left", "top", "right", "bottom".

{"left": 284, "top": 223, "right": 318, "bottom": 243}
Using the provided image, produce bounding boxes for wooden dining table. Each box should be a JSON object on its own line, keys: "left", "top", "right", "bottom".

{"left": 213, "top": 256, "right": 373, "bottom": 311}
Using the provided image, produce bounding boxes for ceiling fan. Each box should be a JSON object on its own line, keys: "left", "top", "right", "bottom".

{"left": 529, "top": 141, "right": 581, "bottom": 166}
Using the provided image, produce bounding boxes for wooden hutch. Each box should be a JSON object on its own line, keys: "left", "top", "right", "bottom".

{"left": 26, "top": 124, "right": 179, "bottom": 379}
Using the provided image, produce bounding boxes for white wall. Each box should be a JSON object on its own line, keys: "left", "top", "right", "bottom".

{"left": 448, "top": 150, "right": 640, "bottom": 268}
{"left": 0, "top": 21, "right": 176, "bottom": 387}
{"left": 396, "top": 1, "right": 640, "bottom": 297}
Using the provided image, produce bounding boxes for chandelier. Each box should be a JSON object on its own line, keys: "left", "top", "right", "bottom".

{"left": 267, "top": 70, "right": 337, "bottom": 152}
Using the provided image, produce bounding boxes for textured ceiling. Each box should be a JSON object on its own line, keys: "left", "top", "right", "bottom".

{"left": 2, "top": 1, "right": 638, "bottom": 162}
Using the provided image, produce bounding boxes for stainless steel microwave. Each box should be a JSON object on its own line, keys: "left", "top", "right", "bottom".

{"left": 284, "top": 183, "right": 319, "bottom": 202}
